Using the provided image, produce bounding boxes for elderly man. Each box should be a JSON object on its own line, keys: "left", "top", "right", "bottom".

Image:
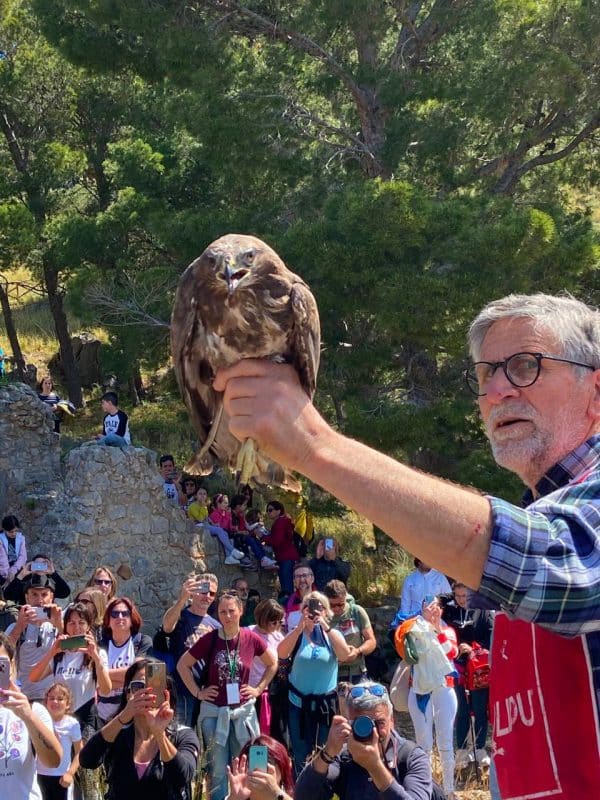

{"left": 214, "top": 293, "right": 600, "bottom": 798}
{"left": 295, "top": 681, "right": 432, "bottom": 800}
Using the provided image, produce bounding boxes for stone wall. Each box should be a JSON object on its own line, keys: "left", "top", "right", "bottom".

{"left": 1, "top": 383, "right": 277, "bottom": 633}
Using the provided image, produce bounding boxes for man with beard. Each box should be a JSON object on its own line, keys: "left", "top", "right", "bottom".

{"left": 214, "top": 293, "right": 600, "bottom": 799}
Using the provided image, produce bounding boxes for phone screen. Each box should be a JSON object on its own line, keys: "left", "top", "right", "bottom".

{"left": 248, "top": 745, "right": 269, "bottom": 772}
{"left": 59, "top": 635, "right": 87, "bottom": 651}
{"left": 30, "top": 561, "right": 48, "bottom": 572}
{"left": 0, "top": 656, "right": 10, "bottom": 691}
{"left": 199, "top": 582, "right": 211, "bottom": 594}
{"left": 146, "top": 662, "right": 167, "bottom": 708}
{"left": 325, "top": 538, "right": 334, "bottom": 550}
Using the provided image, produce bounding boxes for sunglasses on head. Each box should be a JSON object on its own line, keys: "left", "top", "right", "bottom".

{"left": 349, "top": 684, "right": 387, "bottom": 699}
{"left": 95, "top": 579, "right": 112, "bottom": 586}
{"left": 110, "top": 609, "right": 131, "bottom": 618}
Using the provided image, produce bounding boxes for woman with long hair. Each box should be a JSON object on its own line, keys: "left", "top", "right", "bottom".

{"left": 0, "top": 632, "right": 62, "bottom": 799}
{"left": 85, "top": 566, "right": 118, "bottom": 601}
{"left": 80, "top": 658, "right": 200, "bottom": 800}
{"left": 29, "top": 602, "right": 111, "bottom": 736}
{"left": 177, "top": 590, "right": 277, "bottom": 800}
{"left": 96, "top": 596, "right": 152, "bottom": 724}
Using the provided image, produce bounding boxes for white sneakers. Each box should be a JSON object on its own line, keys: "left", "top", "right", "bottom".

{"left": 260, "top": 556, "right": 278, "bottom": 569}
{"left": 231, "top": 548, "right": 246, "bottom": 560}
{"left": 224, "top": 555, "right": 241, "bottom": 565}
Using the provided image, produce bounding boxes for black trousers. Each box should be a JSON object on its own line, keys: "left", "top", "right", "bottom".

{"left": 38, "top": 774, "right": 68, "bottom": 800}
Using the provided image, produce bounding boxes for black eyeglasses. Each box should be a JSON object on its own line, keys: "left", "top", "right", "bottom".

{"left": 110, "top": 609, "right": 131, "bottom": 618}
{"left": 266, "top": 507, "right": 274, "bottom": 512}
{"left": 464, "top": 352, "right": 595, "bottom": 397}
{"left": 94, "top": 579, "right": 112, "bottom": 586}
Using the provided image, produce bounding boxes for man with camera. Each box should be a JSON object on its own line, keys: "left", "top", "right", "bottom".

{"left": 5, "top": 573, "right": 62, "bottom": 701}
{"left": 162, "top": 572, "right": 220, "bottom": 726}
{"left": 295, "top": 681, "right": 432, "bottom": 800}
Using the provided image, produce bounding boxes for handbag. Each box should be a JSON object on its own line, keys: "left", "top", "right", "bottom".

{"left": 389, "top": 659, "right": 411, "bottom": 712}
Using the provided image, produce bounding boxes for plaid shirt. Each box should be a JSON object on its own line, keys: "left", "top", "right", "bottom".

{"left": 480, "top": 433, "right": 600, "bottom": 637}
{"left": 479, "top": 434, "right": 600, "bottom": 798}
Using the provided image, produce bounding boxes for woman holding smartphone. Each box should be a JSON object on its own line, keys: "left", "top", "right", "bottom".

{"left": 227, "top": 734, "right": 294, "bottom": 800}
{"left": 80, "top": 658, "right": 200, "bottom": 799}
{"left": 29, "top": 602, "right": 111, "bottom": 734}
{"left": 0, "top": 631, "right": 62, "bottom": 799}
{"left": 277, "top": 591, "right": 351, "bottom": 776}
{"left": 177, "top": 590, "right": 278, "bottom": 800}
{"left": 308, "top": 536, "right": 351, "bottom": 592}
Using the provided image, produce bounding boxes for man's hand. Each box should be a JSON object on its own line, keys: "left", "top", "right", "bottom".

{"left": 324, "top": 714, "right": 351, "bottom": 756}
{"left": 214, "top": 360, "right": 328, "bottom": 474}
{"left": 179, "top": 576, "right": 200, "bottom": 604}
{"left": 347, "top": 729, "right": 384, "bottom": 772}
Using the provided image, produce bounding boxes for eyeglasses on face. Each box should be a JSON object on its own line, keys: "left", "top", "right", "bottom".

{"left": 349, "top": 684, "right": 387, "bottom": 699}
{"left": 294, "top": 572, "right": 312, "bottom": 579}
{"left": 95, "top": 579, "right": 112, "bottom": 586}
{"left": 464, "top": 351, "right": 595, "bottom": 397}
{"left": 110, "top": 609, "right": 131, "bottom": 618}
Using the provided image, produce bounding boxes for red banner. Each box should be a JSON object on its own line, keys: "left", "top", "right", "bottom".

{"left": 491, "top": 613, "right": 600, "bottom": 798}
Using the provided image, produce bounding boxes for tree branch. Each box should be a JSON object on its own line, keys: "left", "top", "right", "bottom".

{"left": 389, "top": 0, "right": 468, "bottom": 73}
{"left": 84, "top": 278, "right": 171, "bottom": 329}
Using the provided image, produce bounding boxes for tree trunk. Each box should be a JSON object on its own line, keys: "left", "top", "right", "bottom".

{"left": 43, "top": 258, "right": 84, "bottom": 408}
{"left": 0, "top": 280, "right": 27, "bottom": 380}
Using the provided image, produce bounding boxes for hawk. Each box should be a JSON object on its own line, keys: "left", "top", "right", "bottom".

{"left": 170, "top": 233, "right": 320, "bottom": 491}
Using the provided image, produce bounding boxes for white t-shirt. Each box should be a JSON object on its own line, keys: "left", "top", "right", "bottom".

{"left": 5, "top": 621, "right": 58, "bottom": 700}
{"left": 163, "top": 481, "right": 179, "bottom": 503}
{"left": 54, "top": 650, "right": 108, "bottom": 712}
{"left": 0, "top": 702, "right": 52, "bottom": 800}
{"left": 96, "top": 637, "right": 136, "bottom": 721}
{"left": 36, "top": 713, "right": 81, "bottom": 778}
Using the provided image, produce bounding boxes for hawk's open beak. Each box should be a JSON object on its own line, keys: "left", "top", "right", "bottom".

{"left": 220, "top": 256, "right": 248, "bottom": 294}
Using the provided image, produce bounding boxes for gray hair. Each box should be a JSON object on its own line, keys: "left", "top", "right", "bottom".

{"left": 468, "top": 293, "right": 600, "bottom": 371}
{"left": 346, "top": 681, "right": 393, "bottom": 714}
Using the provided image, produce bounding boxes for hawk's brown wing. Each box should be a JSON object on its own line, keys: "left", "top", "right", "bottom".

{"left": 288, "top": 276, "right": 321, "bottom": 398}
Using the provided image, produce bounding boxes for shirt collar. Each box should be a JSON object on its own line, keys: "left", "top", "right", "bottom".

{"left": 522, "top": 433, "right": 600, "bottom": 505}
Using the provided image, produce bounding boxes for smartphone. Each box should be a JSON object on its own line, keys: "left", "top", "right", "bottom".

{"left": 129, "top": 679, "right": 146, "bottom": 694}
{"left": 59, "top": 635, "right": 87, "bottom": 651}
{"left": 307, "top": 598, "right": 323, "bottom": 618}
{"left": 0, "top": 656, "right": 10, "bottom": 692}
{"left": 199, "top": 581, "right": 211, "bottom": 594}
{"left": 33, "top": 607, "right": 51, "bottom": 622}
{"left": 248, "top": 745, "right": 269, "bottom": 772}
{"left": 30, "top": 560, "right": 48, "bottom": 572}
{"left": 146, "top": 662, "right": 167, "bottom": 708}
{"left": 325, "top": 538, "right": 334, "bottom": 550}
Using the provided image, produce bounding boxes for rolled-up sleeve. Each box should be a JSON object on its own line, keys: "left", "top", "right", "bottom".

{"left": 478, "top": 493, "right": 600, "bottom": 636}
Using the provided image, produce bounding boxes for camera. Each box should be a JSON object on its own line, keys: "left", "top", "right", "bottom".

{"left": 307, "top": 598, "right": 323, "bottom": 619}
{"left": 351, "top": 715, "right": 375, "bottom": 742}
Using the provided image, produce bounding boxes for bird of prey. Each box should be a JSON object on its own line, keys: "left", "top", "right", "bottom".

{"left": 171, "top": 233, "right": 320, "bottom": 491}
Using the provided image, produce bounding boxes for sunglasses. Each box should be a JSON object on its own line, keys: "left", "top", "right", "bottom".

{"left": 349, "top": 684, "right": 387, "bottom": 699}
{"left": 94, "top": 579, "right": 112, "bottom": 586}
{"left": 110, "top": 609, "right": 131, "bottom": 619}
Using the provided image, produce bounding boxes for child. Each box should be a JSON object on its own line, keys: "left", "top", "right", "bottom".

{"left": 94, "top": 391, "right": 131, "bottom": 448}
{"left": 0, "top": 514, "right": 27, "bottom": 584}
{"left": 37, "top": 682, "right": 82, "bottom": 800}
{"left": 187, "top": 486, "right": 210, "bottom": 524}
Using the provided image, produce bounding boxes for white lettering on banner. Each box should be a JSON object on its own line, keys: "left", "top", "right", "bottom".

{"left": 494, "top": 690, "right": 535, "bottom": 737}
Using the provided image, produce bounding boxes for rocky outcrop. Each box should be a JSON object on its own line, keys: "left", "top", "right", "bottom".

{"left": 1, "top": 382, "right": 278, "bottom": 632}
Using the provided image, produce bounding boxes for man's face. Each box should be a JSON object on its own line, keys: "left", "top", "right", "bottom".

{"left": 160, "top": 460, "right": 175, "bottom": 479}
{"left": 233, "top": 582, "right": 249, "bottom": 601}
{"left": 477, "top": 317, "right": 599, "bottom": 487}
{"left": 453, "top": 587, "right": 469, "bottom": 609}
{"left": 294, "top": 568, "right": 313, "bottom": 596}
{"left": 101, "top": 399, "right": 111, "bottom": 413}
{"left": 25, "top": 587, "right": 53, "bottom": 607}
{"left": 190, "top": 580, "right": 217, "bottom": 612}
{"left": 348, "top": 702, "right": 393, "bottom": 748}
{"left": 329, "top": 596, "right": 347, "bottom": 617}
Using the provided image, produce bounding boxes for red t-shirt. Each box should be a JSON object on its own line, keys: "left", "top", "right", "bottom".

{"left": 188, "top": 628, "right": 266, "bottom": 706}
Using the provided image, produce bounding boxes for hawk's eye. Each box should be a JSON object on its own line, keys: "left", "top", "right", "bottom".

{"left": 242, "top": 250, "right": 255, "bottom": 267}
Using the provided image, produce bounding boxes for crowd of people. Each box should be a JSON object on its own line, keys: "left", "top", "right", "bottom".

{"left": 1, "top": 490, "right": 493, "bottom": 800}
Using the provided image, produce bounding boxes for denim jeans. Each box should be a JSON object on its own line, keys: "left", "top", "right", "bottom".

{"left": 176, "top": 688, "right": 199, "bottom": 729}
{"left": 98, "top": 433, "right": 129, "bottom": 449}
{"left": 455, "top": 684, "right": 489, "bottom": 750}
{"left": 200, "top": 713, "right": 253, "bottom": 800}
{"left": 206, "top": 524, "right": 234, "bottom": 556}
{"left": 278, "top": 560, "right": 294, "bottom": 595}
{"left": 288, "top": 701, "right": 330, "bottom": 778}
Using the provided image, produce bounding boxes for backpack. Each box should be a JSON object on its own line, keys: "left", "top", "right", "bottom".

{"left": 393, "top": 617, "right": 419, "bottom": 664}
{"left": 466, "top": 641, "right": 490, "bottom": 691}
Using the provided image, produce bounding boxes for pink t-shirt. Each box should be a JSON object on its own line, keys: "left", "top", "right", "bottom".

{"left": 188, "top": 628, "right": 266, "bottom": 706}
{"left": 248, "top": 625, "right": 284, "bottom": 686}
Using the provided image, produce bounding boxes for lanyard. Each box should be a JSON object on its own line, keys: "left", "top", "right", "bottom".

{"left": 224, "top": 632, "right": 240, "bottom": 681}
